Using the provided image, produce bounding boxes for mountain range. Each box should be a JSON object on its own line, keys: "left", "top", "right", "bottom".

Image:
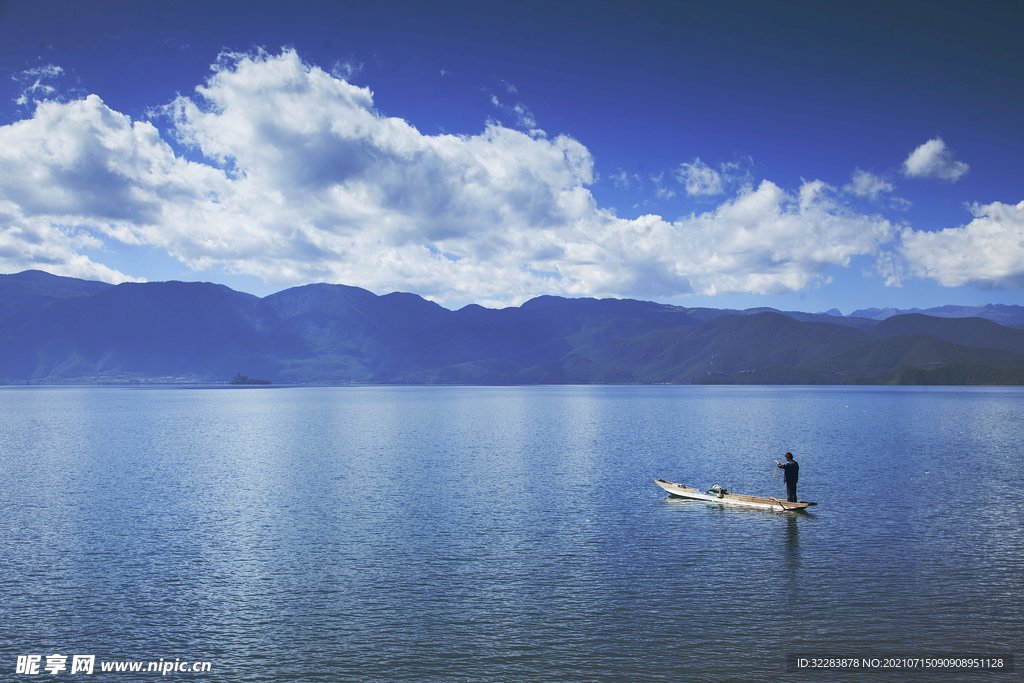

{"left": 2, "top": 269, "right": 1024, "bottom": 385}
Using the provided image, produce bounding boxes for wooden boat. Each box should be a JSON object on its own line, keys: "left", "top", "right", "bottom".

{"left": 655, "top": 479, "right": 817, "bottom": 511}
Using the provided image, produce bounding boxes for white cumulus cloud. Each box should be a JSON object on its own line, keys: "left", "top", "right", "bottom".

{"left": 675, "top": 157, "right": 723, "bottom": 196}
{"left": 0, "top": 92, "right": 220, "bottom": 283}
{"left": 897, "top": 201, "right": 1024, "bottom": 289}
{"left": 667, "top": 179, "right": 895, "bottom": 295}
{"left": 674, "top": 157, "right": 753, "bottom": 198}
{"left": 844, "top": 168, "right": 894, "bottom": 199}
{"left": 6, "top": 48, "right": 1005, "bottom": 305}
{"left": 902, "top": 137, "right": 969, "bottom": 181}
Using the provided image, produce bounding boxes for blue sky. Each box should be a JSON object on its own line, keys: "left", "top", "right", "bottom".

{"left": 1, "top": 0, "right": 1023, "bottom": 314}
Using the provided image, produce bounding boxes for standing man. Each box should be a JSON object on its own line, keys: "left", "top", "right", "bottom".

{"left": 775, "top": 452, "right": 799, "bottom": 502}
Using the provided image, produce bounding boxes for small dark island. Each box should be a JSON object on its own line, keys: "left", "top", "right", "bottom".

{"left": 228, "top": 372, "right": 271, "bottom": 385}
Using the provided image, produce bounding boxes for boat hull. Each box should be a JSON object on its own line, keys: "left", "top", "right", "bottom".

{"left": 655, "top": 479, "right": 816, "bottom": 511}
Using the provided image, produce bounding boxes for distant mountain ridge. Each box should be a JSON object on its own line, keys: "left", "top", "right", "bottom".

{"left": 1, "top": 270, "right": 1023, "bottom": 385}
{"left": 848, "top": 303, "right": 1024, "bottom": 326}
{"left": 0, "top": 269, "right": 114, "bottom": 334}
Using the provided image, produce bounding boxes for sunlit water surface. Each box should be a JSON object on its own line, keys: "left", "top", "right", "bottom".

{"left": 1, "top": 386, "right": 1021, "bottom": 681}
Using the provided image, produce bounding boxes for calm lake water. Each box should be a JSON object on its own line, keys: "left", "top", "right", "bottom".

{"left": 1, "top": 386, "right": 1021, "bottom": 682}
